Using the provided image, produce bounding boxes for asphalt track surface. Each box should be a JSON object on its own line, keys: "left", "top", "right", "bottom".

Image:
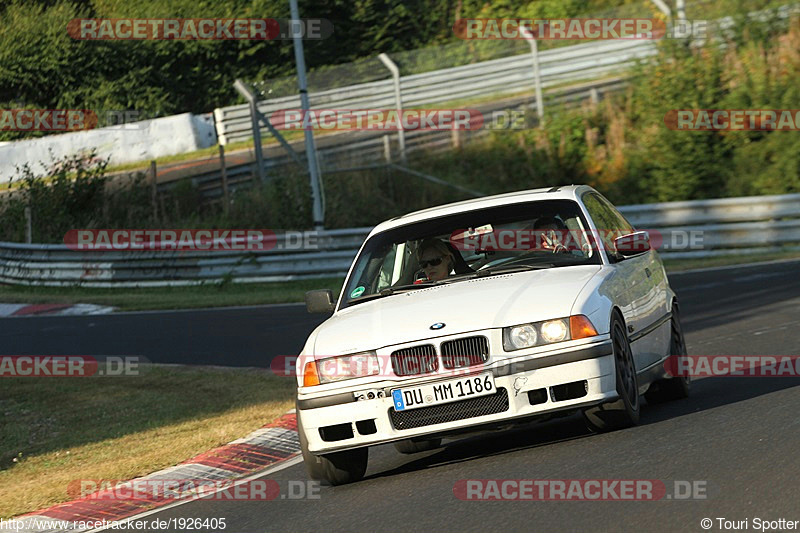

{"left": 3, "top": 259, "right": 799, "bottom": 366}
{"left": 6, "top": 259, "right": 800, "bottom": 532}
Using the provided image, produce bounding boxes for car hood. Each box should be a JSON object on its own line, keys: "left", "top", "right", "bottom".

{"left": 312, "top": 265, "right": 601, "bottom": 356}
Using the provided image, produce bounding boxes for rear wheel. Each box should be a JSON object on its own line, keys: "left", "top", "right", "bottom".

{"left": 394, "top": 438, "right": 442, "bottom": 454}
{"left": 645, "top": 302, "right": 691, "bottom": 404}
{"left": 297, "top": 407, "right": 368, "bottom": 486}
{"left": 583, "top": 311, "right": 640, "bottom": 432}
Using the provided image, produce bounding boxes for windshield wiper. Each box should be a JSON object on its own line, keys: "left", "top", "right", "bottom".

{"left": 433, "top": 263, "right": 551, "bottom": 284}
{"left": 351, "top": 266, "right": 548, "bottom": 303}
{"left": 349, "top": 282, "right": 434, "bottom": 303}
{"left": 470, "top": 264, "right": 553, "bottom": 278}
{"left": 379, "top": 282, "right": 435, "bottom": 295}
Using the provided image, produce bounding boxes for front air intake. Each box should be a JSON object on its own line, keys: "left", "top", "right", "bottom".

{"left": 441, "top": 336, "right": 490, "bottom": 369}
{"left": 391, "top": 344, "right": 438, "bottom": 376}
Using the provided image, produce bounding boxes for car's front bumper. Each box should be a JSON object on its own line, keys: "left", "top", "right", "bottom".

{"left": 297, "top": 337, "right": 616, "bottom": 454}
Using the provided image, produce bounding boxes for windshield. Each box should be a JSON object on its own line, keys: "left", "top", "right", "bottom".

{"left": 340, "top": 199, "right": 600, "bottom": 309}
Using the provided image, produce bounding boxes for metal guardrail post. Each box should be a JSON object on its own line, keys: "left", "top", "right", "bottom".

{"left": 378, "top": 53, "right": 407, "bottom": 163}
{"left": 676, "top": 0, "right": 687, "bottom": 21}
{"left": 24, "top": 207, "right": 32, "bottom": 244}
{"left": 383, "top": 135, "right": 392, "bottom": 163}
{"left": 234, "top": 79, "right": 267, "bottom": 184}
{"left": 650, "top": 0, "right": 672, "bottom": 18}
{"left": 519, "top": 26, "right": 544, "bottom": 122}
{"left": 290, "top": 0, "right": 325, "bottom": 230}
{"left": 150, "top": 160, "right": 159, "bottom": 223}
{"left": 219, "top": 145, "right": 230, "bottom": 215}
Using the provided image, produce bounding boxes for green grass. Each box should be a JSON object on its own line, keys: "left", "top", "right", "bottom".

{"left": 104, "top": 139, "right": 258, "bottom": 174}
{"left": 0, "top": 364, "right": 297, "bottom": 518}
{"left": 0, "top": 278, "right": 345, "bottom": 311}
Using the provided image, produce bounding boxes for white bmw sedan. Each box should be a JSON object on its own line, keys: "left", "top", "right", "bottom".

{"left": 296, "top": 185, "right": 689, "bottom": 485}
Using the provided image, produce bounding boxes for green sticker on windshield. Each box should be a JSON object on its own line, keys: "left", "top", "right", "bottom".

{"left": 350, "top": 286, "right": 366, "bottom": 298}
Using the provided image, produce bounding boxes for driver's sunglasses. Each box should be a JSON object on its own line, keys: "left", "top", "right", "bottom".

{"left": 419, "top": 257, "right": 444, "bottom": 269}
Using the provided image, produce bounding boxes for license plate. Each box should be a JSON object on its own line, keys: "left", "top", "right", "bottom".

{"left": 391, "top": 372, "right": 495, "bottom": 411}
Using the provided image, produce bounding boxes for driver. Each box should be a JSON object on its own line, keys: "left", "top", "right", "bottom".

{"left": 415, "top": 238, "right": 456, "bottom": 282}
{"left": 533, "top": 216, "right": 569, "bottom": 252}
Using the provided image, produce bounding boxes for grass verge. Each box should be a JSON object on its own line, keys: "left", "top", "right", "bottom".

{"left": 0, "top": 364, "right": 297, "bottom": 519}
{"left": 0, "top": 278, "right": 345, "bottom": 311}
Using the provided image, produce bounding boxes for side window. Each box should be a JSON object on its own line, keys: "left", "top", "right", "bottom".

{"left": 582, "top": 193, "right": 634, "bottom": 254}
{"left": 599, "top": 195, "right": 633, "bottom": 233}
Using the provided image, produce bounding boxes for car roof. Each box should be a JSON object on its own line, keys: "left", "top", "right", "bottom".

{"left": 368, "top": 184, "right": 596, "bottom": 237}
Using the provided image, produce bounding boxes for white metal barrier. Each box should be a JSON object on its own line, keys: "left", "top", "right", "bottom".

{"left": 1, "top": 193, "right": 799, "bottom": 287}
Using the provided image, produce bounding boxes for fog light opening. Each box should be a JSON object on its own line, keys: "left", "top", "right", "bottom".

{"left": 550, "top": 380, "right": 589, "bottom": 402}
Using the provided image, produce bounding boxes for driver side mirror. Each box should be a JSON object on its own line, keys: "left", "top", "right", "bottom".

{"left": 613, "top": 231, "right": 651, "bottom": 259}
{"left": 305, "top": 289, "right": 335, "bottom": 314}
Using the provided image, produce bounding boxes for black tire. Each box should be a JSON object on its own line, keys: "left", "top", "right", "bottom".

{"left": 394, "top": 438, "right": 442, "bottom": 454}
{"left": 583, "top": 311, "right": 641, "bottom": 432}
{"left": 297, "top": 407, "right": 368, "bottom": 486}
{"left": 645, "top": 302, "right": 691, "bottom": 404}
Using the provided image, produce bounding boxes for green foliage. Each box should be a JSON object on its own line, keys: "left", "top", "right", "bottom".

{"left": 0, "top": 158, "right": 481, "bottom": 242}
{"left": 431, "top": 13, "right": 800, "bottom": 205}
{"left": 0, "top": 0, "right": 647, "bottom": 142}
{"left": 0, "top": 152, "right": 110, "bottom": 242}
{"left": 2, "top": 0, "right": 799, "bottom": 235}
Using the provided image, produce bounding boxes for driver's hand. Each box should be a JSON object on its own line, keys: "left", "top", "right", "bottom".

{"left": 542, "top": 230, "right": 567, "bottom": 253}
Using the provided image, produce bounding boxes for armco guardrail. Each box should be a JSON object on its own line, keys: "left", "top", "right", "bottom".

{"left": 199, "top": 4, "right": 800, "bottom": 195}
{"left": 213, "top": 39, "right": 655, "bottom": 146}
{"left": 618, "top": 193, "right": 800, "bottom": 259}
{"left": 215, "top": 4, "right": 800, "bottom": 145}
{"left": 0, "top": 229, "right": 371, "bottom": 288}
{"left": 166, "top": 78, "right": 628, "bottom": 201}
{"left": 1, "top": 193, "right": 799, "bottom": 287}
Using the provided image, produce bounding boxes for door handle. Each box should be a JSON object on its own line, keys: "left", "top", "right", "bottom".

{"left": 645, "top": 267, "right": 652, "bottom": 278}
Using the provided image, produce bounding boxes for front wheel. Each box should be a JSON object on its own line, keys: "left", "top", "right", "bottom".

{"left": 645, "top": 302, "right": 691, "bottom": 404}
{"left": 298, "top": 408, "right": 368, "bottom": 485}
{"left": 583, "top": 311, "right": 641, "bottom": 432}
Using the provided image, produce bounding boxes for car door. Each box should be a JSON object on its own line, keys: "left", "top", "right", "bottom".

{"left": 582, "top": 192, "right": 666, "bottom": 372}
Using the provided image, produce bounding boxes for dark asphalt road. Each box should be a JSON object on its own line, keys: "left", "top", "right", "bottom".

{"left": 153, "top": 375, "right": 800, "bottom": 533}
{"left": 6, "top": 259, "right": 800, "bottom": 533}
{"left": 3, "top": 259, "right": 799, "bottom": 365}
{"left": 145, "top": 259, "right": 800, "bottom": 533}
{"left": 0, "top": 302, "right": 325, "bottom": 367}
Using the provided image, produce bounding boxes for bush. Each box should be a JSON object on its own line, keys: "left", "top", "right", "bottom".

{"left": 0, "top": 152, "right": 112, "bottom": 242}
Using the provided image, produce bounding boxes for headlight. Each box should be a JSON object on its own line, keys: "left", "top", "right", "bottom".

{"left": 304, "top": 351, "right": 379, "bottom": 386}
{"left": 503, "top": 315, "right": 597, "bottom": 351}
{"left": 506, "top": 324, "right": 538, "bottom": 350}
{"left": 541, "top": 319, "right": 569, "bottom": 343}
